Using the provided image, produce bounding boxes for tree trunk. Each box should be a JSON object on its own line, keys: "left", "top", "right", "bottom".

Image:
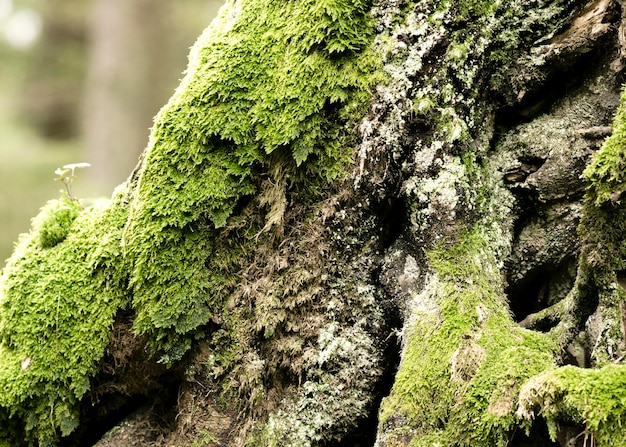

{"left": 21, "top": 0, "right": 87, "bottom": 140}
{"left": 1, "top": 0, "right": 626, "bottom": 446}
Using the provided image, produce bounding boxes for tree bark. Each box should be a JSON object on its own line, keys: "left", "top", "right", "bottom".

{"left": 1, "top": 0, "right": 626, "bottom": 446}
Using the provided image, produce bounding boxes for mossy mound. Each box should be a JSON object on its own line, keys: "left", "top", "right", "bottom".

{"left": 0, "top": 0, "right": 384, "bottom": 445}
{"left": 124, "top": 0, "right": 381, "bottom": 361}
{"left": 2, "top": 0, "right": 626, "bottom": 446}
{"left": 0, "top": 190, "right": 128, "bottom": 446}
{"left": 377, "top": 225, "right": 558, "bottom": 446}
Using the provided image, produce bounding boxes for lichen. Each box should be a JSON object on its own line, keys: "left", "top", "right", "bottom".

{"left": 403, "top": 154, "right": 473, "bottom": 240}
{"left": 359, "top": 0, "right": 575, "bottom": 181}
{"left": 250, "top": 312, "right": 383, "bottom": 447}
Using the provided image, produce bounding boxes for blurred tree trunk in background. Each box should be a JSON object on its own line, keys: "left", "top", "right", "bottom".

{"left": 82, "top": 0, "right": 222, "bottom": 193}
{"left": 21, "top": 0, "right": 87, "bottom": 140}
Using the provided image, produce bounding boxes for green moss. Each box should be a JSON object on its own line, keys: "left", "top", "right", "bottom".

{"left": 123, "top": 0, "right": 381, "bottom": 361}
{"left": 379, "top": 228, "right": 557, "bottom": 446}
{"left": 0, "top": 1, "right": 593, "bottom": 444}
{"left": 374, "top": 2, "right": 589, "bottom": 441}
{"left": 520, "top": 84, "right": 626, "bottom": 446}
{"left": 31, "top": 196, "right": 81, "bottom": 248}
{"left": 455, "top": 1, "right": 498, "bottom": 21}
{"left": 580, "top": 86, "right": 626, "bottom": 272}
{"left": 518, "top": 365, "right": 626, "bottom": 445}
{"left": 0, "top": 188, "right": 129, "bottom": 445}
{"left": 0, "top": 1, "right": 385, "bottom": 442}
{"left": 582, "top": 87, "right": 626, "bottom": 205}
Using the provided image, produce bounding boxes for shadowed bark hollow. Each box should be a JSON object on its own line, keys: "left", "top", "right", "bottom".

{"left": 2, "top": 1, "right": 626, "bottom": 446}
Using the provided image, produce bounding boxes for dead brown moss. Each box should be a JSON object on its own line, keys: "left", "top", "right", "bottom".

{"left": 90, "top": 312, "right": 168, "bottom": 400}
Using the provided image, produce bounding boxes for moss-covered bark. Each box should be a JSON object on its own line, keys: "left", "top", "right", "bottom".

{"left": 0, "top": 191, "right": 128, "bottom": 446}
{"left": 1, "top": 0, "right": 626, "bottom": 446}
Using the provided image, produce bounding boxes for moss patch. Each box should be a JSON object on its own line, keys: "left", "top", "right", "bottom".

{"left": 0, "top": 188, "right": 129, "bottom": 446}
{"left": 518, "top": 365, "right": 626, "bottom": 445}
{"left": 580, "top": 85, "right": 626, "bottom": 272}
{"left": 195, "top": 192, "right": 392, "bottom": 446}
{"left": 378, "top": 227, "right": 557, "bottom": 446}
{"left": 123, "top": 0, "right": 382, "bottom": 361}
{"left": 31, "top": 197, "right": 81, "bottom": 248}
{"left": 508, "top": 82, "right": 626, "bottom": 446}
{"left": 0, "top": 0, "right": 385, "bottom": 444}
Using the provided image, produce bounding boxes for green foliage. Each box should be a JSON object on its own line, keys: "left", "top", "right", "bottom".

{"left": 0, "top": 188, "right": 129, "bottom": 445}
{"left": 124, "top": 0, "right": 380, "bottom": 361}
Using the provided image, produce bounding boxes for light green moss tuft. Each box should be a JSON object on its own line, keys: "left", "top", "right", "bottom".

{"left": 31, "top": 197, "right": 82, "bottom": 249}
{"left": 0, "top": 188, "right": 129, "bottom": 446}
{"left": 518, "top": 365, "right": 626, "bottom": 445}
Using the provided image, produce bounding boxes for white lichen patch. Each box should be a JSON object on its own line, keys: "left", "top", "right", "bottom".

{"left": 355, "top": 4, "right": 448, "bottom": 185}
{"left": 404, "top": 154, "right": 469, "bottom": 231}
{"left": 410, "top": 141, "right": 439, "bottom": 172}
{"left": 255, "top": 314, "right": 383, "bottom": 446}
{"left": 402, "top": 273, "right": 442, "bottom": 343}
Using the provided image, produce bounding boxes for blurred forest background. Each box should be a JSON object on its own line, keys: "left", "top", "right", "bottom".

{"left": 0, "top": 0, "right": 224, "bottom": 264}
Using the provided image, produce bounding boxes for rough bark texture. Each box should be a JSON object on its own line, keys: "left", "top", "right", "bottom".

{"left": 1, "top": 0, "right": 626, "bottom": 446}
